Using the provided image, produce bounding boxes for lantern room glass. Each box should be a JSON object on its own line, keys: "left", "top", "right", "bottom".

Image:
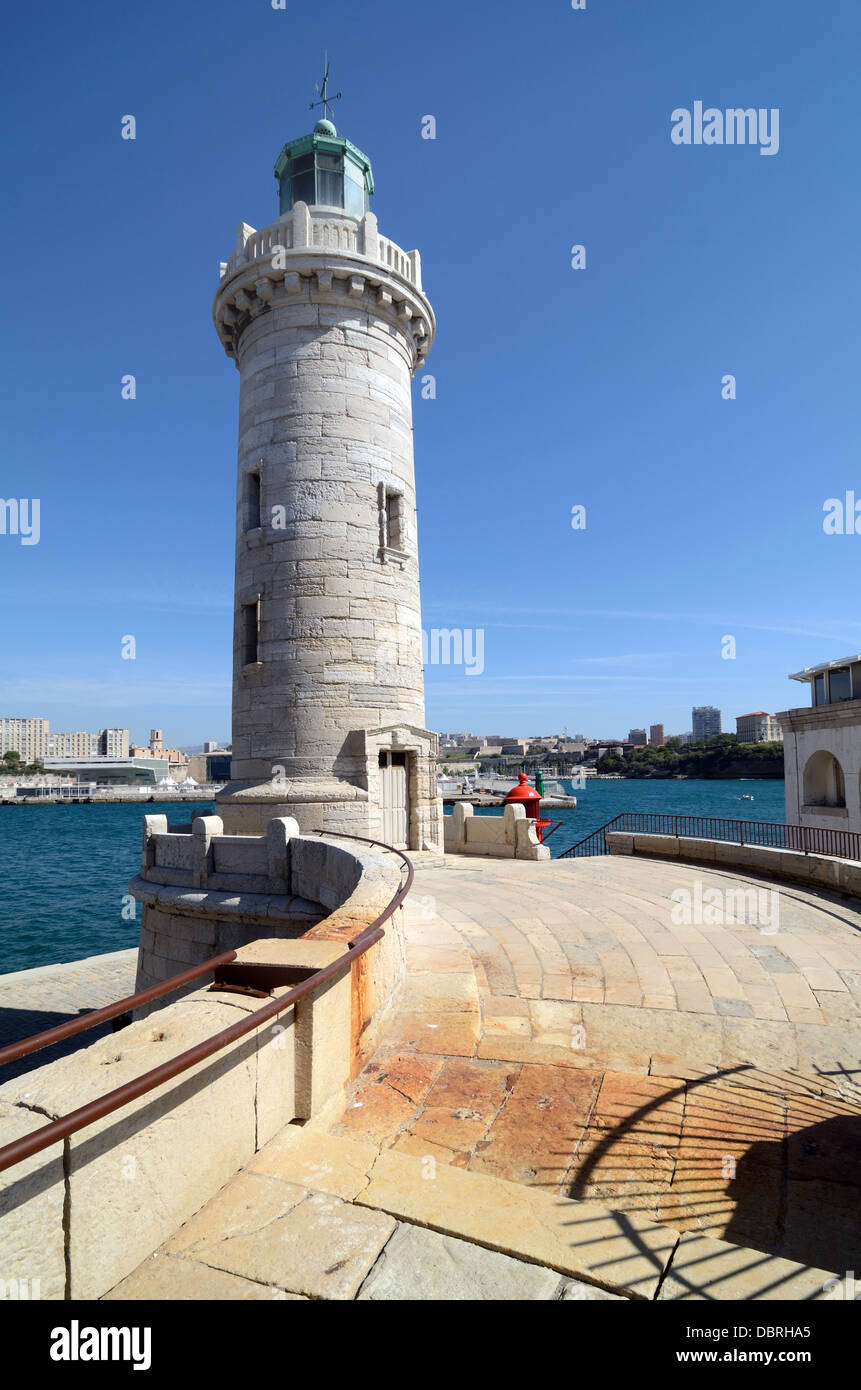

{"left": 279, "top": 148, "right": 369, "bottom": 215}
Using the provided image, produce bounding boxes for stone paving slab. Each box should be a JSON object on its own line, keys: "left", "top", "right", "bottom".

{"left": 354, "top": 1146, "right": 678, "bottom": 1299}
{"left": 104, "top": 1253, "right": 306, "bottom": 1300}
{"left": 356, "top": 1223, "right": 565, "bottom": 1300}
{"left": 108, "top": 1121, "right": 841, "bottom": 1303}
{"left": 410, "top": 856, "right": 861, "bottom": 1050}
{"left": 164, "top": 1169, "right": 396, "bottom": 1301}
{"left": 111, "top": 1126, "right": 635, "bottom": 1301}
{"left": 331, "top": 855, "right": 861, "bottom": 1279}
{"left": 336, "top": 1048, "right": 860, "bottom": 1273}
{"left": 657, "top": 1232, "right": 835, "bottom": 1301}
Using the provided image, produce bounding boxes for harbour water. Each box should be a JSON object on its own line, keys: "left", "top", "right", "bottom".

{"left": 0, "top": 781, "right": 784, "bottom": 975}
{"left": 0, "top": 801, "right": 214, "bottom": 975}
{"left": 448, "top": 777, "right": 786, "bottom": 857}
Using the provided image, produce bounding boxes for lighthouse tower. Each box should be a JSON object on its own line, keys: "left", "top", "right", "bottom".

{"left": 212, "top": 109, "right": 442, "bottom": 851}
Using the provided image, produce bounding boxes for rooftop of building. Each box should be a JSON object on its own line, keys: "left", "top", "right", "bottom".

{"left": 789, "top": 654, "right": 861, "bottom": 681}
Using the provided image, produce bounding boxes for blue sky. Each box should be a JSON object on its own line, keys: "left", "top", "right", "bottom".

{"left": 1, "top": 0, "right": 860, "bottom": 746}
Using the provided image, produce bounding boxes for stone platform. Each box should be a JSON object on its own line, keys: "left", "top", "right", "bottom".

{"left": 107, "top": 854, "right": 861, "bottom": 1298}
{"left": 0, "top": 950, "right": 137, "bottom": 1082}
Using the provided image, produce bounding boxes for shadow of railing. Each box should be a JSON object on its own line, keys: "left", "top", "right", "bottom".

{"left": 562, "top": 1063, "right": 861, "bottom": 1294}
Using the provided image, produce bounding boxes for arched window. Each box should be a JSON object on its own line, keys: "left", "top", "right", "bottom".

{"left": 803, "top": 751, "right": 846, "bottom": 807}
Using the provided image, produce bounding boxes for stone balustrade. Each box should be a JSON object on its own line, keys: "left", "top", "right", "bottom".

{"left": 220, "top": 204, "right": 421, "bottom": 290}
{"left": 132, "top": 814, "right": 405, "bottom": 1002}
{"left": 444, "top": 802, "right": 550, "bottom": 861}
{"left": 213, "top": 203, "right": 431, "bottom": 371}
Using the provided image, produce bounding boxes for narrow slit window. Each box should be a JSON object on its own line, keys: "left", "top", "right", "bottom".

{"left": 245, "top": 471, "right": 261, "bottom": 531}
{"left": 242, "top": 598, "right": 260, "bottom": 666}
{"left": 385, "top": 489, "right": 404, "bottom": 551}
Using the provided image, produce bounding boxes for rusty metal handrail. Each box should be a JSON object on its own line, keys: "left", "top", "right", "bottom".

{"left": 0, "top": 831, "right": 413, "bottom": 1175}
{"left": 0, "top": 951, "right": 239, "bottom": 1069}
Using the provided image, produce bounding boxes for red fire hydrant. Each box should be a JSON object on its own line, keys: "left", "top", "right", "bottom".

{"left": 504, "top": 772, "right": 552, "bottom": 842}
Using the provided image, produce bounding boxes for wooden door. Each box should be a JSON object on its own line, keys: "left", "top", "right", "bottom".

{"left": 379, "top": 751, "right": 409, "bottom": 848}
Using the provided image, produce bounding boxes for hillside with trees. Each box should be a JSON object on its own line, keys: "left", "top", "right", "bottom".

{"left": 598, "top": 734, "right": 784, "bottom": 779}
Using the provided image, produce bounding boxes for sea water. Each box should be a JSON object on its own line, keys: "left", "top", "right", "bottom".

{"left": 0, "top": 781, "right": 785, "bottom": 974}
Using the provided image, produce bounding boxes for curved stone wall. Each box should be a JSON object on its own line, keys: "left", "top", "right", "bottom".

{"left": 130, "top": 814, "right": 406, "bottom": 1061}
{"left": 607, "top": 830, "right": 861, "bottom": 897}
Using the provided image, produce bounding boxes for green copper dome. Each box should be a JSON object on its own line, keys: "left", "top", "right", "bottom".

{"left": 274, "top": 126, "right": 374, "bottom": 217}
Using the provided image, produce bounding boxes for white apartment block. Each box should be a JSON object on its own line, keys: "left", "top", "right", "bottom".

{"left": 100, "top": 728, "right": 130, "bottom": 757}
{"left": 2, "top": 718, "right": 131, "bottom": 764}
{"left": 49, "top": 731, "right": 97, "bottom": 758}
{"left": 0, "top": 717, "right": 50, "bottom": 762}
{"left": 692, "top": 706, "right": 722, "bottom": 741}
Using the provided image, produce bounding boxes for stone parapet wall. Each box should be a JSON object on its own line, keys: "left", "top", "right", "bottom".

{"left": 0, "top": 820, "right": 409, "bottom": 1299}
{"left": 0, "top": 934, "right": 350, "bottom": 1300}
{"left": 444, "top": 802, "right": 550, "bottom": 861}
{"left": 215, "top": 204, "right": 430, "bottom": 367}
{"left": 132, "top": 813, "right": 406, "bottom": 1000}
{"left": 606, "top": 830, "right": 861, "bottom": 895}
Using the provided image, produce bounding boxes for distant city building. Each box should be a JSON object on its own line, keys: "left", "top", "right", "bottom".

{"left": 130, "top": 729, "right": 183, "bottom": 763}
{"left": 0, "top": 717, "right": 49, "bottom": 762}
{"left": 99, "top": 728, "right": 130, "bottom": 757}
{"left": 736, "top": 712, "right": 783, "bottom": 744}
{"left": 628, "top": 728, "right": 647, "bottom": 747}
{"left": 678, "top": 732, "right": 694, "bottom": 745}
{"left": 692, "top": 706, "right": 722, "bottom": 741}
{"left": 50, "top": 728, "right": 131, "bottom": 759}
{"left": 44, "top": 756, "right": 178, "bottom": 787}
{"left": 2, "top": 718, "right": 132, "bottom": 763}
{"left": 596, "top": 742, "right": 633, "bottom": 759}
{"left": 779, "top": 655, "right": 861, "bottom": 834}
{"left": 49, "top": 730, "right": 96, "bottom": 758}
{"left": 649, "top": 724, "right": 665, "bottom": 746}
{"left": 188, "top": 748, "right": 232, "bottom": 784}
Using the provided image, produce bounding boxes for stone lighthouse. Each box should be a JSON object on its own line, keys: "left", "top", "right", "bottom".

{"left": 212, "top": 108, "right": 442, "bottom": 851}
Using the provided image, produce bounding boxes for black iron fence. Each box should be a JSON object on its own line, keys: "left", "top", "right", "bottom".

{"left": 558, "top": 812, "right": 861, "bottom": 864}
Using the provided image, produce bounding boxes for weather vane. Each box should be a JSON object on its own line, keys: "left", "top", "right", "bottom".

{"left": 310, "top": 55, "right": 342, "bottom": 123}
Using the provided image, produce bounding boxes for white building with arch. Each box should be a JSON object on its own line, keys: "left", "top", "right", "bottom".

{"left": 778, "top": 655, "right": 861, "bottom": 834}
